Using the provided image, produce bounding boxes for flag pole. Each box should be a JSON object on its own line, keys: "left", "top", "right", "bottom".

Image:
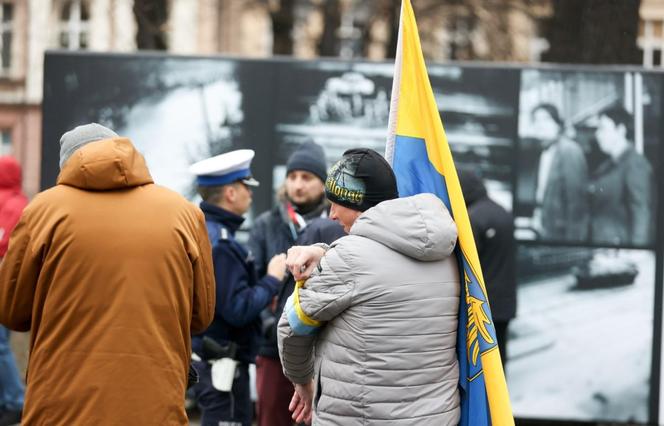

{"left": 385, "top": 0, "right": 403, "bottom": 166}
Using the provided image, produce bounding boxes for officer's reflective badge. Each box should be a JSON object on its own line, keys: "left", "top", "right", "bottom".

{"left": 219, "top": 227, "right": 229, "bottom": 240}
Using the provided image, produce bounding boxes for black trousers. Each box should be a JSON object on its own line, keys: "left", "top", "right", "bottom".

{"left": 193, "top": 361, "right": 251, "bottom": 426}
{"left": 494, "top": 320, "right": 510, "bottom": 368}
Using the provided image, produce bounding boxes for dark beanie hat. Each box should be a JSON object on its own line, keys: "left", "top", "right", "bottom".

{"left": 457, "top": 169, "right": 487, "bottom": 207}
{"left": 286, "top": 141, "right": 327, "bottom": 182}
{"left": 325, "top": 148, "right": 398, "bottom": 212}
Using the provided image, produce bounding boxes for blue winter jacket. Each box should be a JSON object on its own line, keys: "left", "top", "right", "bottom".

{"left": 192, "top": 202, "right": 280, "bottom": 364}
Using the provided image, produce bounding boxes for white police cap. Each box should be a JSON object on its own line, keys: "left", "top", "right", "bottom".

{"left": 189, "top": 149, "right": 260, "bottom": 187}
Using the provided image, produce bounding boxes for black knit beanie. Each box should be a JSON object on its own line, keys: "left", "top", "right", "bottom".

{"left": 286, "top": 141, "right": 327, "bottom": 182}
{"left": 325, "top": 148, "right": 398, "bottom": 212}
{"left": 458, "top": 169, "right": 487, "bottom": 207}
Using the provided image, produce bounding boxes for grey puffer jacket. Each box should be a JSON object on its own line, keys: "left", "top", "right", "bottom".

{"left": 278, "top": 193, "right": 461, "bottom": 425}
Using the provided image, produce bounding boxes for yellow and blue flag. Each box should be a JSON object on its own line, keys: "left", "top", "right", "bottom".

{"left": 384, "top": 1, "right": 514, "bottom": 424}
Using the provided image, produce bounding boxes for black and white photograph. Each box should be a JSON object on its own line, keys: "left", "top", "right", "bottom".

{"left": 508, "top": 245, "right": 655, "bottom": 423}
{"left": 43, "top": 54, "right": 244, "bottom": 198}
{"left": 271, "top": 60, "right": 393, "bottom": 191}
{"left": 40, "top": 52, "right": 664, "bottom": 425}
{"left": 516, "top": 70, "right": 660, "bottom": 247}
{"left": 43, "top": 54, "right": 521, "bottom": 213}
{"left": 428, "top": 64, "right": 520, "bottom": 212}
{"left": 274, "top": 61, "right": 392, "bottom": 158}
{"left": 272, "top": 61, "right": 520, "bottom": 209}
{"left": 42, "top": 53, "right": 281, "bottom": 210}
{"left": 273, "top": 61, "right": 394, "bottom": 188}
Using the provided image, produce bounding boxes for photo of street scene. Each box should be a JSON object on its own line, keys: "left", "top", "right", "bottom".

{"left": 272, "top": 61, "right": 520, "bottom": 209}
{"left": 508, "top": 246, "right": 655, "bottom": 423}
{"left": 42, "top": 54, "right": 267, "bottom": 201}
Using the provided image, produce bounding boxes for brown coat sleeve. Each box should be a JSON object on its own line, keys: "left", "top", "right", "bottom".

{"left": 0, "top": 212, "right": 40, "bottom": 331}
{"left": 190, "top": 209, "right": 215, "bottom": 334}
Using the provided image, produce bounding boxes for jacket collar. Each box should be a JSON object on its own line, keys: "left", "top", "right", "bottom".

{"left": 594, "top": 145, "right": 635, "bottom": 176}
{"left": 200, "top": 201, "right": 245, "bottom": 234}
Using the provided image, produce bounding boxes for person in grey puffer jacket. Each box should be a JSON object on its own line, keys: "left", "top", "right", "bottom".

{"left": 278, "top": 148, "right": 461, "bottom": 425}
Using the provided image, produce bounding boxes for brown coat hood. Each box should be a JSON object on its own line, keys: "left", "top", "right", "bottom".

{"left": 0, "top": 138, "right": 214, "bottom": 425}
{"left": 57, "top": 137, "right": 153, "bottom": 190}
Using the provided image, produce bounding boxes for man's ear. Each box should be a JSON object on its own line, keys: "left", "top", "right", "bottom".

{"left": 223, "top": 185, "right": 236, "bottom": 204}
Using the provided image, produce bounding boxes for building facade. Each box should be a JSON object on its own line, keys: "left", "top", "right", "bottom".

{"left": 1, "top": 0, "right": 136, "bottom": 197}
{"left": 639, "top": 0, "right": 664, "bottom": 68}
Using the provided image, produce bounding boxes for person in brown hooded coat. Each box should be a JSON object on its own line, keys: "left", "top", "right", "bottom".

{"left": 0, "top": 123, "right": 215, "bottom": 425}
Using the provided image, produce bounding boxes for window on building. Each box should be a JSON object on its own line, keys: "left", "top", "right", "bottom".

{"left": 0, "top": 130, "right": 11, "bottom": 155}
{"left": 448, "top": 16, "right": 475, "bottom": 60}
{"left": 59, "top": 0, "right": 90, "bottom": 50}
{"left": 0, "top": 3, "right": 13, "bottom": 72}
{"left": 133, "top": 0, "right": 169, "bottom": 50}
{"left": 638, "top": 18, "right": 664, "bottom": 68}
{"left": 654, "top": 48, "right": 662, "bottom": 66}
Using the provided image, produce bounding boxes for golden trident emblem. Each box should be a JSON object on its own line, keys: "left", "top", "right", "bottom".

{"left": 465, "top": 272, "right": 494, "bottom": 367}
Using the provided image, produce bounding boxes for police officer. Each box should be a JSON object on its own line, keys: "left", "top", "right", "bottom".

{"left": 189, "top": 150, "right": 287, "bottom": 426}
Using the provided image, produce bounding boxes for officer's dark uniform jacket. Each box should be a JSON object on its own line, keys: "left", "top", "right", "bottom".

{"left": 192, "top": 201, "right": 280, "bottom": 364}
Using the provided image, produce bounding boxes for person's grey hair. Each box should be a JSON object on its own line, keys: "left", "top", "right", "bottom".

{"left": 59, "top": 123, "right": 119, "bottom": 169}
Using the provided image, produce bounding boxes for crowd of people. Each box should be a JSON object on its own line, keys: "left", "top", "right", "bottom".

{"left": 0, "top": 122, "right": 519, "bottom": 426}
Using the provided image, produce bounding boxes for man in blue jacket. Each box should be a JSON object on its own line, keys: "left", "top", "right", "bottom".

{"left": 189, "top": 149, "right": 287, "bottom": 426}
